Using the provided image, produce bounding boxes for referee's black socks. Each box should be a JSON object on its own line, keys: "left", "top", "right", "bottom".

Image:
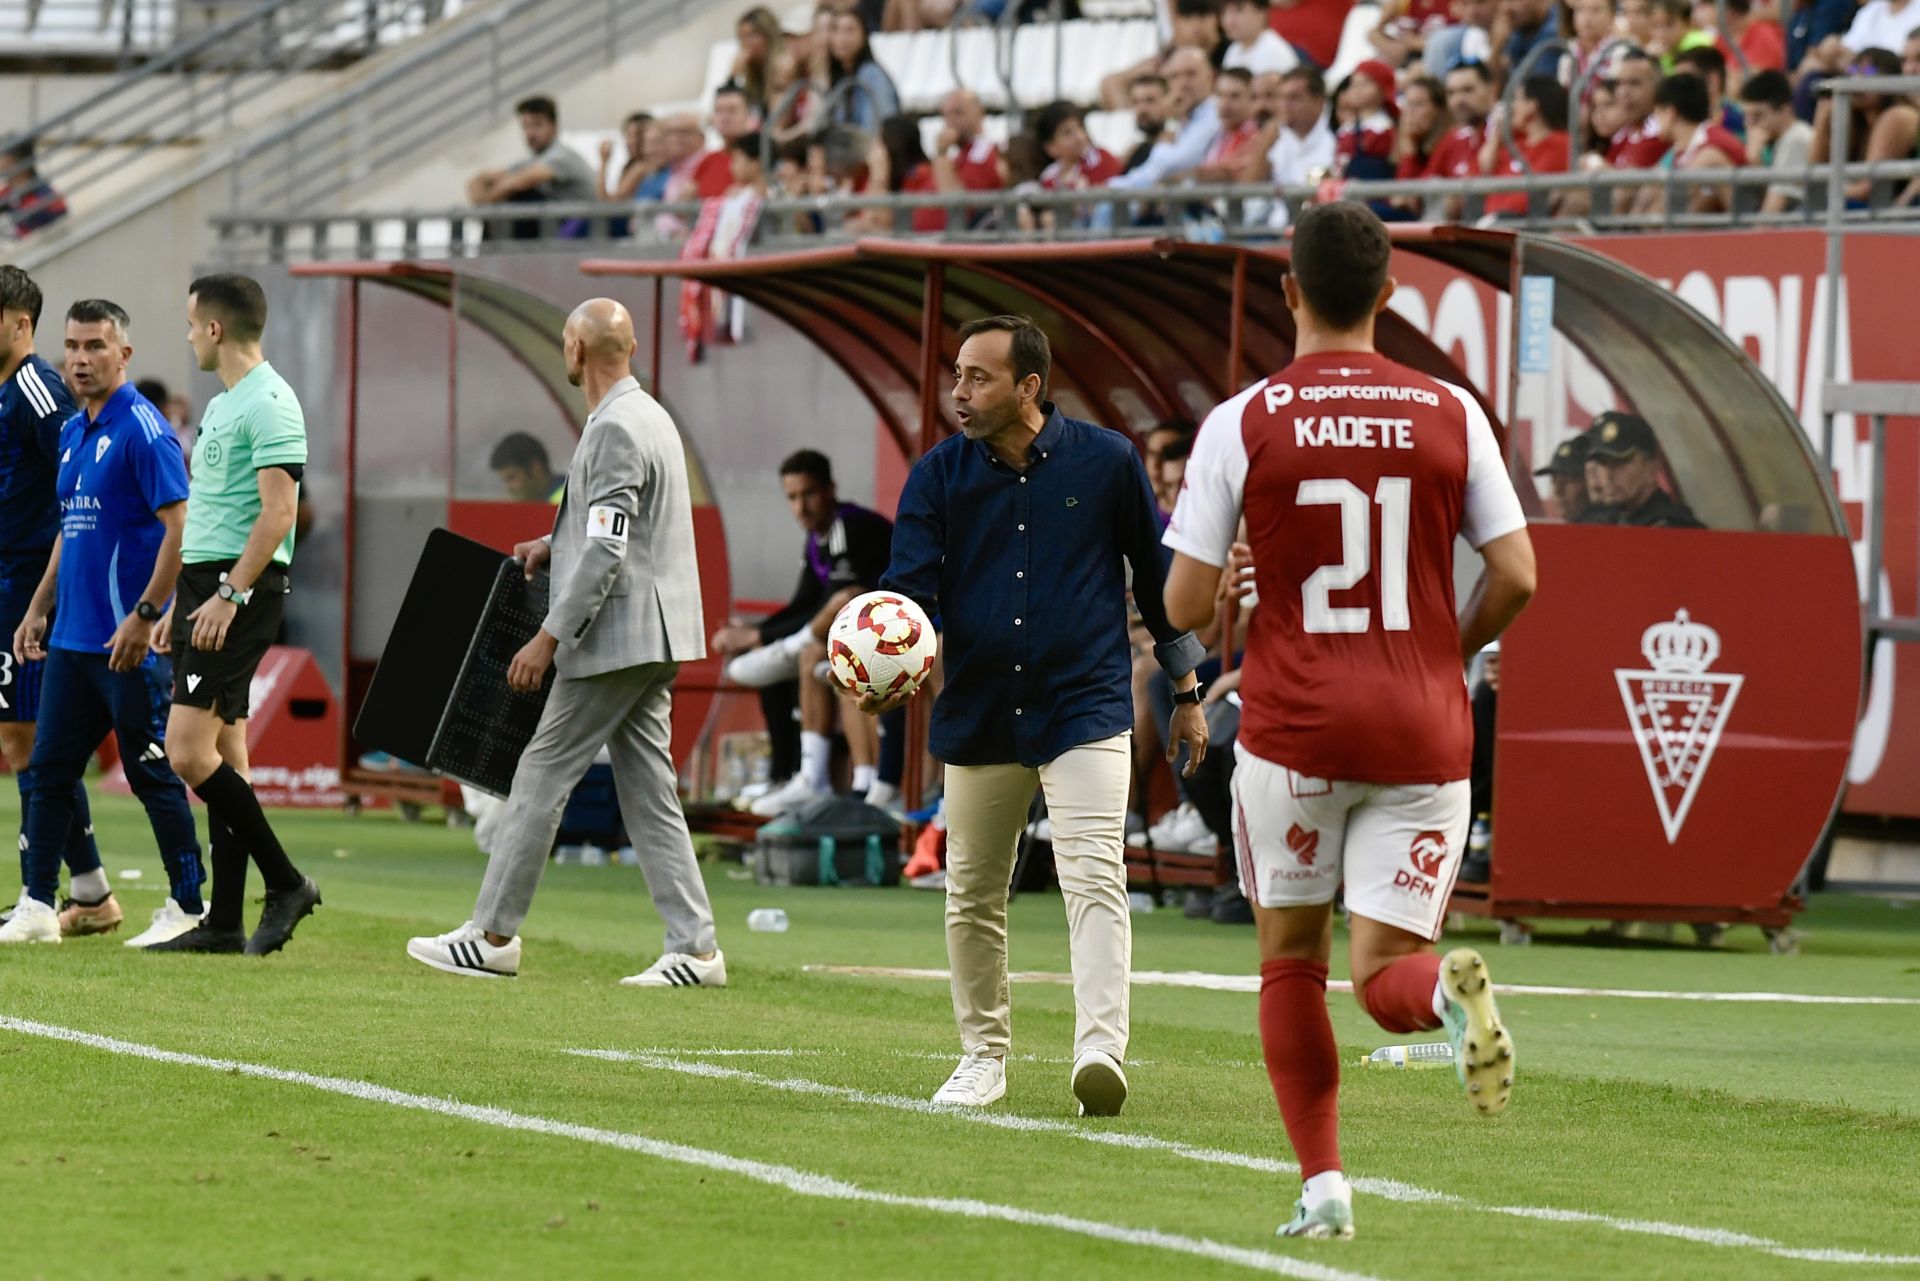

{"left": 204, "top": 814, "right": 249, "bottom": 932}
{"left": 192, "top": 765, "right": 303, "bottom": 894}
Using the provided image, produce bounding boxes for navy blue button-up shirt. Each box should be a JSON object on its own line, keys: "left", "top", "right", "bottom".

{"left": 883, "top": 404, "right": 1204, "bottom": 768}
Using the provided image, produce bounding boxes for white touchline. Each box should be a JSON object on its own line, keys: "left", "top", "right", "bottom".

{"left": 803, "top": 966, "right": 1920, "bottom": 1007}
{"left": 0, "top": 1016, "right": 1385, "bottom": 1281}
{"left": 571, "top": 1048, "right": 1920, "bottom": 1270}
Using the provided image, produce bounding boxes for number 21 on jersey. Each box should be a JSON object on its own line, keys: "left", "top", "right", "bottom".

{"left": 1298, "top": 477, "right": 1410, "bottom": 634}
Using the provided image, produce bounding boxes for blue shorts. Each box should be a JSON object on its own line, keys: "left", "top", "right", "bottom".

{"left": 0, "top": 552, "right": 50, "bottom": 724}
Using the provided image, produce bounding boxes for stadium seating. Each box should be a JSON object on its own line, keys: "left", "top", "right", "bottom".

{"left": 0, "top": 0, "right": 175, "bottom": 55}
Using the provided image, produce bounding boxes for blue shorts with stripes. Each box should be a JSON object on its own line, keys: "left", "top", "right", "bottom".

{"left": 0, "top": 552, "right": 50, "bottom": 723}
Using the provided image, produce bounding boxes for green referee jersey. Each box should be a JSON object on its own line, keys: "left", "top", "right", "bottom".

{"left": 181, "top": 360, "right": 308, "bottom": 567}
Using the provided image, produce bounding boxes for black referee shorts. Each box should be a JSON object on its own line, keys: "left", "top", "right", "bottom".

{"left": 171, "top": 560, "right": 289, "bottom": 723}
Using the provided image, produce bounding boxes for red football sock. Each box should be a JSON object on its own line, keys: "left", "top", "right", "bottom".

{"left": 1259, "top": 958, "right": 1342, "bottom": 1180}
{"left": 1359, "top": 952, "right": 1445, "bottom": 1034}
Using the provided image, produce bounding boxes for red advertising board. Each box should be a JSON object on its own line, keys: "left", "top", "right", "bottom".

{"left": 1389, "top": 230, "right": 1917, "bottom": 818}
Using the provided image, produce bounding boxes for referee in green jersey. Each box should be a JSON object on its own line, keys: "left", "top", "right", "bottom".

{"left": 151, "top": 275, "right": 318, "bottom": 956}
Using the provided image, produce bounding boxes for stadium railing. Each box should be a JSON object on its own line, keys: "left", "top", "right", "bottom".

{"left": 208, "top": 159, "right": 1920, "bottom": 263}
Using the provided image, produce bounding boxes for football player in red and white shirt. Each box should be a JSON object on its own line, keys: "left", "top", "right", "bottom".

{"left": 1162, "top": 202, "right": 1537, "bottom": 1241}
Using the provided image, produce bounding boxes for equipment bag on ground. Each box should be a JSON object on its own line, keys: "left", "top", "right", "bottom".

{"left": 754, "top": 794, "right": 901, "bottom": 887}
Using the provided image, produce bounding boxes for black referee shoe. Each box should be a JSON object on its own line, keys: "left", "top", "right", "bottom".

{"left": 145, "top": 922, "right": 247, "bottom": 954}
{"left": 244, "top": 877, "right": 321, "bottom": 956}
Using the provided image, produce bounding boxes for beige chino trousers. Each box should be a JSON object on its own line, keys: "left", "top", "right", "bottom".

{"left": 943, "top": 732, "right": 1133, "bottom": 1061}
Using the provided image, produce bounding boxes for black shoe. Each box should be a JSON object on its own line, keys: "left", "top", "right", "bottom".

{"left": 1210, "top": 886, "right": 1254, "bottom": 925}
{"left": 1182, "top": 889, "right": 1214, "bottom": 920}
{"left": 145, "top": 922, "right": 247, "bottom": 953}
{"left": 1459, "top": 852, "right": 1491, "bottom": 884}
{"left": 244, "top": 877, "right": 321, "bottom": 955}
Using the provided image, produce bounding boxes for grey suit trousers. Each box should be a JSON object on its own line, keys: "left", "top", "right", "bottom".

{"left": 473, "top": 660, "right": 717, "bottom": 953}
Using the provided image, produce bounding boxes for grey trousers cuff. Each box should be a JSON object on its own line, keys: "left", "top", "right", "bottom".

{"left": 1153, "top": 631, "right": 1208, "bottom": 681}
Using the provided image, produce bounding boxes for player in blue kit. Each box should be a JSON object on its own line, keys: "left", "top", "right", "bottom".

{"left": 0, "top": 267, "right": 116, "bottom": 936}
{"left": 0, "top": 298, "right": 205, "bottom": 947}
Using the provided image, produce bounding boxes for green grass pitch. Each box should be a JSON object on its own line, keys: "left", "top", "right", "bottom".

{"left": 2, "top": 795, "right": 1917, "bottom": 1280}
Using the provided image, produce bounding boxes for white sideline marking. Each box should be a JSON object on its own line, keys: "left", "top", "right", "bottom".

{"left": 804, "top": 965, "right": 1920, "bottom": 1007}
{"left": 621, "top": 1046, "right": 1151, "bottom": 1066}
{"left": 0, "top": 1016, "right": 1387, "bottom": 1281}
{"left": 577, "top": 1048, "right": 1920, "bottom": 1269}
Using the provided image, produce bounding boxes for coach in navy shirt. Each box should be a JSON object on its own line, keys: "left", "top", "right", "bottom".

{"left": 0, "top": 299, "right": 204, "bottom": 945}
{"left": 864, "top": 314, "right": 1208, "bottom": 1116}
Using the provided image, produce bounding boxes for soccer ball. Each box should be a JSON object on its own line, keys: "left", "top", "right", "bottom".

{"left": 827, "top": 591, "right": 937, "bottom": 702}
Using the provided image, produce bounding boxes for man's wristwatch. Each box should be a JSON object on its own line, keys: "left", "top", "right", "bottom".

{"left": 135, "top": 600, "right": 162, "bottom": 622}
{"left": 1171, "top": 682, "right": 1207, "bottom": 706}
{"left": 217, "top": 581, "right": 252, "bottom": 606}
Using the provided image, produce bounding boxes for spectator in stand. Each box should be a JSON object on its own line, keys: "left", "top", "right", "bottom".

{"left": 1102, "top": 0, "right": 1230, "bottom": 107}
{"left": 1646, "top": 0, "right": 1715, "bottom": 65}
{"left": 1424, "top": 0, "right": 1497, "bottom": 76}
{"left": 1803, "top": 0, "right": 1920, "bottom": 83}
{"left": 1036, "top": 100, "right": 1125, "bottom": 229}
{"left": 815, "top": 7, "right": 901, "bottom": 131}
{"left": 1193, "top": 68, "right": 1267, "bottom": 179}
{"left": 1389, "top": 75, "right": 1449, "bottom": 216}
{"left": 464, "top": 96, "right": 596, "bottom": 239}
{"left": 1534, "top": 434, "right": 1600, "bottom": 521}
{"left": 1333, "top": 59, "right": 1401, "bottom": 190}
{"left": 598, "top": 113, "right": 669, "bottom": 232}
{"left": 1897, "top": 32, "right": 1920, "bottom": 205}
{"left": 1482, "top": 74, "right": 1573, "bottom": 216}
{"left": 1786, "top": 0, "right": 1859, "bottom": 86}
{"left": 1588, "top": 410, "right": 1705, "bottom": 526}
{"left": 1143, "top": 421, "right": 1198, "bottom": 517}
{"left": 491, "top": 433, "right": 565, "bottom": 504}
{"left": 1272, "top": 0, "right": 1356, "bottom": 70}
{"left": 678, "top": 133, "right": 771, "bottom": 360}
{"left": 1424, "top": 60, "right": 1497, "bottom": 219}
{"left": 1123, "top": 75, "right": 1174, "bottom": 174}
{"left": 1619, "top": 0, "right": 1656, "bottom": 47}
{"left": 1719, "top": 0, "right": 1789, "bottom": 72}
{"left": 1810, "top": 47, "right": 1920, "bottom": 204}
{"left": 865, "top": 114, "right": 935, "bottom": 230}
{"left": 1633, "top": 71, "right": 1746, "bottom": 213}
{"left": 653, "top": 113, "right": 733, "bottom": 238}
{"left": 1582, "top": 49, "right": 1669, "bottom": 213}
{"left": 1, "top": 143, "right": 67, "bottom": 240}
{"left": 1740, "top": 68, "right": 1815, "bottom": 211}
{"left": 1497, "top": 0, "right": 1563, "bottom": 78}
{"left": 1369, "top": 0, "right": 1460, "bottom": 67}
{"left": 924, "top": 90, "right": 1009, "bottom": 231}
{"left": 1252, "top": 68, "right": 1287, "bottom": 131}
{"left": 1111, "top": 48, "right": 1226, "bottom": 190}
{"left": 1674, "top": 45, "right": 1747, "bottom": 136}
{"left": 1567, "top": 0, "right": 1619, "bottom": 85}
{"left": 733, "top": 7, "right": 796, "bottom": 116}
{"left": 1224, "top": 0, "right": 1302, "bottom": 74}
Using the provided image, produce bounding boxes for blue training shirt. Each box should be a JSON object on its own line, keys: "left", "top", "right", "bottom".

{"left": 0, "top": 353, "right": 76, "bottom": 557}
{"left": 52, "top": 382, "right": 190, "bottom": 654}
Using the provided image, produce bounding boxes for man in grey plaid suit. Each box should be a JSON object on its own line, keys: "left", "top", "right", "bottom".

{"left": 406, "top": 298, "right": 723, "bottom": 985}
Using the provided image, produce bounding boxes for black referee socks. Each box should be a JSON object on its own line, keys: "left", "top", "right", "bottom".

{"left": 192, "top": 765, "right": 303, "bottom": 894}
{"left": 204, "top": 814, "right": 249, "bottom": 931}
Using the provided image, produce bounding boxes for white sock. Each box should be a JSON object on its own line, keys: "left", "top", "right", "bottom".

{"left": 1302, "top": 1170, "right": 1351, "bottom": 1207}
{"left": 779, "top": 628, "right": 814, "bottom": 658}
{"left": 1432, "top": 976, "right": 1451, "bottom": 1023}
{"left": 852, "top": 764, "right": 876, "bottom": 794}
{"left": 800, "top": 731, "right": 832, "bottom": 790}
{"left": 70, "top": 868, "right": 110, "bottom": 903}
{"left": 866, "top": 780, "right": 899, "bottom": 807}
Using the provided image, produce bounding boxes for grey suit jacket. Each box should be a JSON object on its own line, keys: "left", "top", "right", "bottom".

{"left": 543, "top": 376, "right": 707, "bottom": 677}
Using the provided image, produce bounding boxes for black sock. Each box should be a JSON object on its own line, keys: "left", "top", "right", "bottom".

{"left": 192, "top": 765, "right": 302, "bottom": 893}
{"left": 205, "top": 814, "right": 249, "bottom": 931}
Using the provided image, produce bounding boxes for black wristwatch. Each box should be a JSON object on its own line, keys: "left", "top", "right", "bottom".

{"left": 135, "top": 600, "right": 162, "bottom": 622}
{"left": 1172, "top": 682, "right": 1207, "bottom": 706}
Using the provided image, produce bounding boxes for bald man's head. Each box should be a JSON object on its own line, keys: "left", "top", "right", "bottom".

{"left": 563, "top": 297, "right": 636, "bottom": 387}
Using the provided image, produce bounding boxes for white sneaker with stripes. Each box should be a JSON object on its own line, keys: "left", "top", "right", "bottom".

{"left": 405, "top": 921, "right": 520, "bottom": 978}
{"left": 619, "top": 949, "right": 727, "bottom": 988}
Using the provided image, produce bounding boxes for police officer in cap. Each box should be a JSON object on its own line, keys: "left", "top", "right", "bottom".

{"left": 1534, "top": 433, "right": 1606, "bottom": 524}
{"left": 1587, "top": 410, "right": 1704, "bottom": 529}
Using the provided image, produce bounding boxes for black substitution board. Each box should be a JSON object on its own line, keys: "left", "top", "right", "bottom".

{"left": 353, "top": 529, "right": 554, "bottom": 798}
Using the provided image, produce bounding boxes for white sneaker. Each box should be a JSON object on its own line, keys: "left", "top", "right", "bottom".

{"left": 620, "top": 949, "right": 727, "bottom": 987}
{"left": 751, "top": 773, "right": 827, "bottom": 817}
{"left": 1071, "top": 1048, "right": 1129, "bottom": 1116}
{"left": 736, "top": 780, "right": 775, "bottom": 805}
{"left": 0, "top": 892, "right": 60, "bottom": 944}
{"left": 932, "top": 1052, "right": 1007, "bottom": 1106}
{"left": 1146, "top": 802, "right": 1209, "bottom": 849}
{"left": 1183, "top": 832, "right": 1222, "bottom": 856}
{"left": 406, "top": 921, "right": 520, "bottom": 978}
{"left": 123, "top": 898, "right": 204, "bottom": 948}
{"left": 725, "top": 642, "right": 802, "bottom": 688}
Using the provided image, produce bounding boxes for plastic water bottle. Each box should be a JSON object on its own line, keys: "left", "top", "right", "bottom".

{"left": 1360, "top": 1042, "right": 1455, "bottom": 1069}
{"left": 747, "top": 908, "right": 789, "bottom": 933}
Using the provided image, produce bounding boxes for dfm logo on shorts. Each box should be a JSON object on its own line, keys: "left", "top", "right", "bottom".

{"left": 1392, "top": 830, "right": 1450, "bottom": 900}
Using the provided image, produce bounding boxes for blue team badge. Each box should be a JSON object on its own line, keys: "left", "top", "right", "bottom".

{"left": 95, "top": 436, "right": 111, "bottom": 462}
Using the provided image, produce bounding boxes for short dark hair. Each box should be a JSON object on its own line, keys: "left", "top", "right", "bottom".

{"left": 0, "top": 265, "right": 43, "bottom": 331}
{"left": 714, "top": 83, "right": 751, "bottom": 109}
{"left": 623, "top": 111, "right": 653, "bottom": 130}
{"left": 135, "top": 378, "right": 170, "bottom": 404}
{"left": 1174, "top": 0, "right": 1221, "bottom": 14}
{"left": 1034, "top": 100, "right": 1085, "bottom": 147}
{"left": 957, "top": 314, "right": 1052, "bottom": 400}
{"left": 1739, "top": 68, "right": 1794, "bottom": 109}
{"left": 67, "top": 298, "right": 131, "bottom": 338}
{"left": 731, "top": 131, "right": 764, "bottom": 161}
{"left": 779, "top": 448, "right": 834, "bottom": 487}
{"left": 1217, "top": 66, "right": 1254, "bottom": 90}
{"left": 1655, "top": 71, "right": 1711, "bottom": 124}
{"left": 1223, "top": 0, "right": 1272, "bottom": 8}
{"left": 1447, "top": 59, "right": 1494, "bottom": 85}
{"left": 1289, "top": 202, "right": 1391, "bottom": 330}
{"left": 1161, "top": 435, "right": 1193, "bottom": 463}
{"left": 1148, "top": 420, "right": 1195, "bottom": 440}
{"left": 515, "top": 95, "right": 558, "bottom": 123}
{"left": 1282, "top": 66, "right": 1327, "bottom": 98}
{"left": 1130, "top": 72, "right": 1169, "bottom": 94}
{"left": 1521, "top": 75, "right": 1570, "bottom": 131}
{"left": 1673, "top": 45, "right": 1727, "bottom": 83}
{"left": 490, "top": 432, "right": 551, "bottom": 473}
{"left": 189, "top": 272, "right": 268, "bottom": 343}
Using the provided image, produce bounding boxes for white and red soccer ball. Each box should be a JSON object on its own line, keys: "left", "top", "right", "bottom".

{"left": 827, "top": 591, "right": 937, "bottom": 702}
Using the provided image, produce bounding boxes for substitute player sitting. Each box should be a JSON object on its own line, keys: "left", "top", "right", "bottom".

{"left": 1162, "top": 202, "right": 1537, "bottom": 1241}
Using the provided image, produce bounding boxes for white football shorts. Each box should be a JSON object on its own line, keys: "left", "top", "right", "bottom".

{"left": 1229, "top": 742, "right": 1471, "bottom": 940}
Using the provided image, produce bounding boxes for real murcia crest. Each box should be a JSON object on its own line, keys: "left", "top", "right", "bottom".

{"left": 95, "top": 435, "right": 111, "bottom": 462}
{"left": 1615, "top": 610, "right": 1742, "bottom": 843}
